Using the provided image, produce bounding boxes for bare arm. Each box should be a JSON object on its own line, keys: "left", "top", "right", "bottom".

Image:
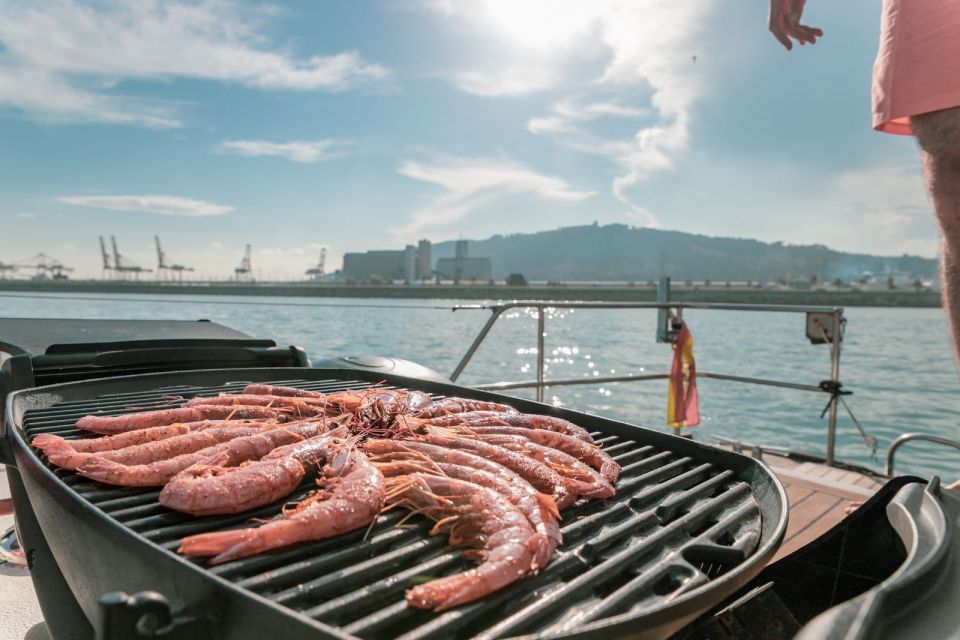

{"left": 769, "top": 0, "right": 823, "bottom": 50}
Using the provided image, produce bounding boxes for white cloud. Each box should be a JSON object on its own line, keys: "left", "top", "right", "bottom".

{"left": 16, "top": 212, "right": 38, "bottom": 219}
{"left": 58, "top": 195, "right": 234, "bottom": 216}
{"left": 455, "top": 64, "right": 560, "bottom": 97}
{"left": 0, "top": 0, "right": 391, "bottom": 126}
{"left": 527, "top": 100, "right": 648, "bottom": 134}
{"left": 394, "top": 155, "right": 595, "bottom": 238}
{"left": 0, "top": 64, "right": 182, "bottom": 127}
{"left": 219, "top": 139, "right": 346, "bottom": 163}
{"left": 432, "top": 0, "right": 717, "bottom": 226}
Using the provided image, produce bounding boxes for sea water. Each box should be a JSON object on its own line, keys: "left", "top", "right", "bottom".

{"left": 1, "top": 293, "right": 957, "bottom": 479}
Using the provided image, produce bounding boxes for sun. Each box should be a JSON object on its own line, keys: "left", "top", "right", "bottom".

{"left": 479, "top": 0, "right": 597, "bottom": 50}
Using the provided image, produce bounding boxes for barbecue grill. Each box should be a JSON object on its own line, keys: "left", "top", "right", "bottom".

{"left": 2, "top": 363, "right": 788, "bottom": 640}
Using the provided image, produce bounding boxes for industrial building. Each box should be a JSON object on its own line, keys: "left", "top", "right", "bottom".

{"left": 341, "top": 240, "right": 433, "bottom": 282}
{"left": 435, "top": 240, "right": 492, "bottom": 282}
{"left": 416, "top": 239, "right": 431, "bottom": 281}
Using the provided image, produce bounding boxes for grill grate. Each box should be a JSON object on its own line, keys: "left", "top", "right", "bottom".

{"left": 17, "top": 376, "right": 767, "bottom": 640}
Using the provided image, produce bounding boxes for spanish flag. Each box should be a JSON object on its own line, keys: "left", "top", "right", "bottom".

{"left": 667, "top": 321, "right": 700, "bottom": 428}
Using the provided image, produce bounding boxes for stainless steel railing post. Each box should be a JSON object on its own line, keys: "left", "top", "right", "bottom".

{"left": 449, "top": 306, "right": 505, "bottom": 382}
{"left": 536, "top": 306, "right": 545, "bottom": 403}
{"left": 886, "top": 433, "right": 960, "bottom": 475}
{"left": 825, "top": 308, "right": 843, "bottom": 465}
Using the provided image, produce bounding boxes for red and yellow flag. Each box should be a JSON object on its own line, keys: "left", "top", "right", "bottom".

{"left": 667, "top": 321, "right": 700, "bottom": 428}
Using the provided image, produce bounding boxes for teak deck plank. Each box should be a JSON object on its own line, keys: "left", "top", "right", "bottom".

{"left": 776, "top": 500, "right": 852, "bottom": 559}
{"left": 764, "top": 456, "right": 882, "bottom": 563}
{"left": 774, "top": 500, "right": 849, "bottom": 560}
{"left": 853, "top": 475, "right": 883, "bottom": 489}
{"left": 768, "top": 467, "right": 874, "bottom": 500}
{"left": 807, "top": 464, "right": 833, "bottom": 478}
{"left": 783, "top": 491, "right": 844, "bottom": 541}
{"left": 773, "top": 491, "right": 844, "bottom": 562}
{"left": 784, "top": 483, "right": 814, "bottom": 506}
{"left": 765, "top": 455, "right": 801, "bottom": 471}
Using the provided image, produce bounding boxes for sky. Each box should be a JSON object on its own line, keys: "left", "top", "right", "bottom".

{"left": 0, "top": 0, "right": 939, "bottom": 280}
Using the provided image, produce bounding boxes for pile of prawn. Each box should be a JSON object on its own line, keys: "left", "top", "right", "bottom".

{"left": 33, "top": 383, "right": 620, "bottom": 612}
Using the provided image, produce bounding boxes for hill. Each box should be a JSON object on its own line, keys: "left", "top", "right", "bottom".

{"left": 432, "top": 223, "right": 937, "bottom": 282}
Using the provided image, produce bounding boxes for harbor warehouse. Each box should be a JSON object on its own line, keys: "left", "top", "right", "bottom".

{"left": 434, "top": 257, "right": 492, "bottom": 281}
{"left": 434, "top": 240, "right": 491, "bottom": 281}
{"left": 342, "top": 242, "right": 430, "bottom": 282}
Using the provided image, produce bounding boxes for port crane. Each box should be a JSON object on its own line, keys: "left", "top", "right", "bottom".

{"left": 16, "top": 253, "right": 73, "bottom": 280}
{"left": 102, "top": 236, "right": 151, "bottom": 280}
{"left": 99, "top": 236, "right": 114, "bottom": 278}
{"left": 0, "top": 262, "right": 17, "bottom": 279}
{"left": 305, "top": 247, "right": 326, "bottom": 280}
{"left": 234, "top": 244, "right": 252, "bottom": 281}
{"left": 155, "top": 236, "right": 194, "bottom": 281}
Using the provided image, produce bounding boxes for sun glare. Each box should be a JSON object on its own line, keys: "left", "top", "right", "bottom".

{"left": 479, "top": 0, "right": 596, "bottom": 50}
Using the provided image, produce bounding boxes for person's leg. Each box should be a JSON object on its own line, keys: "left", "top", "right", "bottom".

{"left": 912, "top": 107, "right": 960, "bottom": 373}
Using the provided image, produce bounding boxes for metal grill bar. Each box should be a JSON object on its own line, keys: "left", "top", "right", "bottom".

{"left": 15, "top": 375, "right": 773, "bottom": 640}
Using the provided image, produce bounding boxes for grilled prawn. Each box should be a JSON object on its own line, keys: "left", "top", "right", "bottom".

{"left": 160, "top": 429, "right": 348, "bottom": 515}
{"left": 40, "top": 423, "right": 268, "bottom": 472}
{"left": 364, "top": 438, "right": 561, "bottom": 567}
{"left": 243, "top": 384, "right": 326, "bottom": 398}
{"left": 455, "top": 425, "right": 620, "bottom": 483}
{"left": 471, "top": 433, "right": 614, "bottom": 499}
{"left": 421, "top": 410, "right": 594, "bottom": 443}
{"left": 414, "top": 433, "right": 575, "bottom": 508}
{"left": 415, "top": 397, "right": 518, "bottom": 419}
{"left": 76, "top": 405, "right": 287, "bottom": 434}
{"left": 374, "top": 458, "right": 560, "bottom": 570}
{"left": 76, "top": 421, "right": 330, "bottom": 486}
{"left": 184, "top": 394, "right": 329, "bottom": 417}
{"left": 32, "top": 420, "right": 230, "bottom": 456}
{"left": 177, "top": 439, "right": 384, "bottom": 564}
{"left": 385, "top": 473, "right": 544, "bottom": 611}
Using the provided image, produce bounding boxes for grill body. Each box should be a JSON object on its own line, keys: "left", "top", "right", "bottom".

{"left": 6, "top": 368, "right": 788, "bottom": 640}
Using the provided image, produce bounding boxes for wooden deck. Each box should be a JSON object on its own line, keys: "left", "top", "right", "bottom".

{"left": 761, "top": 453, "right": 883, "bottom": 561}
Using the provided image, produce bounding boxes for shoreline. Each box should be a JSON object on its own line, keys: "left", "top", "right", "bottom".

{"left": 0, "top": 279, "right": 942, "bottom": 307}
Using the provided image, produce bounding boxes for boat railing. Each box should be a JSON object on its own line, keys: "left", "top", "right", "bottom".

{"left": 449, "top": 299, "right": 848, "bottom": 465}
{"left": 885, "top": 433, "right": 960, "bottom": 476}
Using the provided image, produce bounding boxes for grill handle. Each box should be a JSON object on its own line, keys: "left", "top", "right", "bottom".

{"left": 0, "top": 354, "right": 35, "bottom": 467}
{"left": 96, "top": 591, "right": 218, "bottom": 640}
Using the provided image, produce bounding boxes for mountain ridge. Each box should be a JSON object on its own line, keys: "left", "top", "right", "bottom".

{"left": 431, "top": 223, "right": 937, "bottom": 282}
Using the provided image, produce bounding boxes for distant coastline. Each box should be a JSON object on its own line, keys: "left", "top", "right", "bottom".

{"left": 0, "top": 279, "right": 942, "bottom": 307}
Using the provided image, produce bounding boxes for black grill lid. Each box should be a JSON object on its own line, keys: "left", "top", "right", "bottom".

{"left": 0, "top": 318, "right": 266, "bottom": 356}
{"left": 5, "top": 368, "right": 788, "bottom": 640}
{"left": 0, "top": 318, "right": 309, "bottom": 387}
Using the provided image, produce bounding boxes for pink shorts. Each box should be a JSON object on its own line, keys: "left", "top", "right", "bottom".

{"left": 873, "top": 0, "right": 960, "bottom": 136}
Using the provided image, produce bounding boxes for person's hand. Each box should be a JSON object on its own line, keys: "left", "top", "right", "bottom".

{"left": 769, "top": 0, "right": 823, "bottom": 50}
